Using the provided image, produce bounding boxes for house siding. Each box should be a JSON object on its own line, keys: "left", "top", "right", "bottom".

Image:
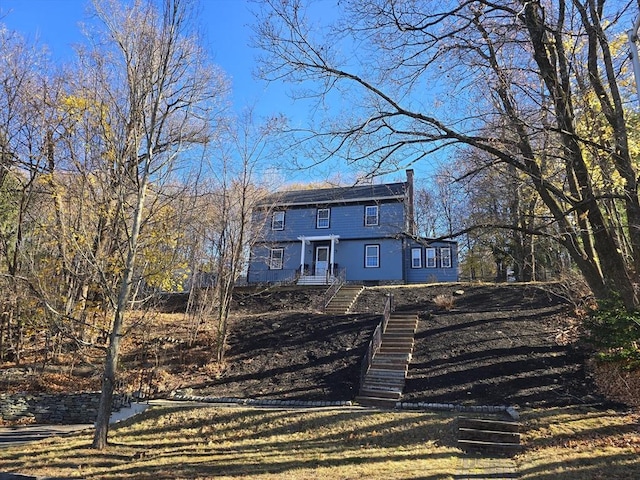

{"left": 257, "top": 201, "right": 405, "bottom": 243}
{"left": 404, "top": 240, "right": 459, "bottom": 284}
{"left": 336, "top": 238, "right": 404, "bottom": 282}
{"left": 247, "top": 242, "right": 303, "bottom": 284}
{"left": 247, "top": 237, "right": 407, "bottom": 284}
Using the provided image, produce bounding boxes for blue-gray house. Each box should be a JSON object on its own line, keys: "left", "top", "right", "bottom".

{"left": 247, "top": 170, "right": 458, "bottom": 285}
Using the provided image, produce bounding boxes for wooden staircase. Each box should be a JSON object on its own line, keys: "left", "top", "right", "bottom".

{"left": 356, "top": 312, "right": 418, "bottom": 408}
{"left": 457, "top": 417, "right": 522, "bottom": 456}
{"left": 324, "top": 285, "right": 364, "bottom": 314}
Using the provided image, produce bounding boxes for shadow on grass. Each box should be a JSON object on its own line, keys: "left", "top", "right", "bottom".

{"left": 111, "top": 406, "right": 458, "bottom": 450}
{"left": 517, "top": 452, "right": 640, "bottom": 479}
{"left": 101, "top": 449, "right": 458, "bottom": 480}
{"left": 1, "top": 407, "right": 461, "bottom": 479}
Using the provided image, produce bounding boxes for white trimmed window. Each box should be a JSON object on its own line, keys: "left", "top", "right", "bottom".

{"left": 365, "top": 205, "right": 379, "bottom": 226}
{"left": 441, "top": 247, "right": 452, "bottom": 268}
{"left": 269, "top": 248, "right": 284, "bottom": 270}
{"left": 426, "top": 247, "right": 436, "bottom": 268}
{"left": 271, "top": 211, "right": 285, "bottom": 230}
{"left": 365, "top": 244, "right": 380, "bottom": 268}
{"left": 411, "top": 248, "right": 422, "bottom": 268}
{"left": 317, "top": 208, "right": 330, "bottom": 228}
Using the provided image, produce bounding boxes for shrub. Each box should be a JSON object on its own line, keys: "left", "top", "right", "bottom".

{"left": 584, "top": 297, "right": 640, "bottom": 369}
{"left": 433, "top": 294, "right": 455, "bottom": 310}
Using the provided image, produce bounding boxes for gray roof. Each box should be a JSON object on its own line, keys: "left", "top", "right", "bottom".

{"left": 259, "top": 182, "right": 407, "bottom": 207}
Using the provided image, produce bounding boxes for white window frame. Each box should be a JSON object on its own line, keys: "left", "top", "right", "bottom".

{"left": 271, "top": 211, "right": 285, "bottom": 230}
{"left": 365, "top": 205, "right": 379, "bottom": 226}
{"left": 269, "top": 248, "right": 284, "bottom": 270}
{"left": 365, "top": 244, "right": 380, "bottom": 268}
{"left": 426, "top": 247, "right": 436, "bottom": 268}
{"left": 411, "top": 247, "right": 422, "bottom": 268}
{"left": 441, "top": 247, "right": 452, "bottom": 268}
{"left": 317, "top": 208, "right": 330, "bottom": 229}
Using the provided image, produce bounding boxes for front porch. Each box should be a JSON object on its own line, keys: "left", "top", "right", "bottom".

{"left": 296, "top": 234, "right": 340, "bottom": 285}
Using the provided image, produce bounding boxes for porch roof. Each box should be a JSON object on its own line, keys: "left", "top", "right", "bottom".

{"left": 297, "top": 234, "right": 340, "bottom": 243}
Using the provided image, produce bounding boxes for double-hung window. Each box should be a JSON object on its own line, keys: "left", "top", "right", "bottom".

{"left": 426, "top": 247, "right": 436, "bottom": 268}
{"left": 317, "top": 208, "right": 330, "bottom": 229}
{"left": 441, "top": 247, "right": 452, "bottom": 268}
{"left": 411, "top": 248, "right": 422, "bottom": 268}
{"left": 269, "top": 248, "right": 284, "bottom": 270}
{"left": 271, "top": 211, "right": 285, "bottom": 230}
{"left": 365, "top": 244, "right": 380, "bottom": 268}
{"left": 365, "top": 205, "right": 379, "bottom": 226}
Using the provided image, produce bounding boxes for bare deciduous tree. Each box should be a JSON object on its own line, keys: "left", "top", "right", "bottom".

{"left": 254, "top": 0, "right": 640, "bottom": 307}
{"left": 80, "top": 0, "right": 229, "bottom": 449}
{"left": 184, "top": 110, "right": 276, "bottom": 364}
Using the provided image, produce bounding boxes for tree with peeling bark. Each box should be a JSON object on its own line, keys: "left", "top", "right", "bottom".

{"left": 254, "top": 0, "right": 640, "bottom": 308}
{"left": 81, "top": 0, "right": 228, "bottom": 449}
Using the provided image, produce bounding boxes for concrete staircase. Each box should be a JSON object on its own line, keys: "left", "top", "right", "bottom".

{"left": 324, "top": 285, "right": 364, "bottom": 314}
{"left": 356, "top": 312, "right": 419, "bottom": 408}
{"left": 457, "top": 417, "right": 522, "bottom": 456}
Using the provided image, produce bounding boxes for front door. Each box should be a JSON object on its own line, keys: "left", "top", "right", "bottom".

{"left": 315, "top": 246, "right": 329, "bottom": 277}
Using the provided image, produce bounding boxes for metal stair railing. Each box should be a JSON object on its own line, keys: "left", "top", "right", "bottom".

{"left": 316, "top": 267, "right": 346, "bottom": 312}
{"left": 359, "top": 294, "right": 394, "bottom": 388}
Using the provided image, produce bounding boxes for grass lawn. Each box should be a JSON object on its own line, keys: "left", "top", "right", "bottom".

{"left": 0, "top": 405, "right": 460, "bottom": 479}
{"left": 0, "top": 404, "right": 638, "bottom": 479}
{"left": 516, "top": 407, "right": 640, "bottom": 479}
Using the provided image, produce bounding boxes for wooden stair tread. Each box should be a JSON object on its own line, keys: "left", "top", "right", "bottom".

{"left": 458, "top": 429, "right": 521, "bottom": 444}
{"left": 458, "top": 417, "right": 521, "bottom": 432}
{"left": 457, "top": 439, "right": 522, "bottom": 452}
{"left": 358, "top": 311, "right": 419, "bottom": 408}
{"left": 355, "top": 397, "right": 398, "bottom": 408}
{"left": 358, "top": 390, "right": 402, "bottom": 399}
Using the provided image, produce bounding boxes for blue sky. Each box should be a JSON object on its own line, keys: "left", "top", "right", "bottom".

{"left": 1, "top": 0, "right": 283, "bottom": 115}
{"left": 0, "top": 0, "right": 425, "bottom": 185}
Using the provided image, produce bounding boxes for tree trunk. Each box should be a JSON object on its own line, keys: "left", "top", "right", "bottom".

{"left": 92, "top": 325, "right": 120, "bottom": 449}
{"left": 92, "top": 178, "right": 148, "bottom": 449}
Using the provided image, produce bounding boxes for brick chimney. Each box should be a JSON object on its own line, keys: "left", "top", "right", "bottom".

{"left": 405, "top": 169, "right": 416, "bottom": 235}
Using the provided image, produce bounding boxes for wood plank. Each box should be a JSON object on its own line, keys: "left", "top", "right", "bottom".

{"left": 458, "top": 417, "right": 520, "bottom": 432}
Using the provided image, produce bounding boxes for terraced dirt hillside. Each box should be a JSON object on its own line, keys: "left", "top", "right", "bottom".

{"left": 3, "top": 282, "right": 634, "bottom": 409}
{"left": 192, "top": 283, "right": 617, "bottom": 408}
{"left": 356, "top": 283, "right": 604, "bottom": 408}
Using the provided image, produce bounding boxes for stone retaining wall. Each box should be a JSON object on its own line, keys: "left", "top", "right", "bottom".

{"left": 0, "top": 392, "right": 129, "bottom": 424}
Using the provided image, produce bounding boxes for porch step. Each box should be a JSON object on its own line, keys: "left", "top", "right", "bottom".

{"left": 457, "top": 417, "right": 522, "bottom": 455}
{"left": 297, "top": 275, "right": 333, "bottom": 286}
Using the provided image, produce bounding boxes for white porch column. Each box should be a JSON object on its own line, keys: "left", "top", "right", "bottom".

{"left": 299, "top": 236, "right": 306, "bottom": 276}
{"left": 329, "top": 235, "right": 335, "bottom": 277}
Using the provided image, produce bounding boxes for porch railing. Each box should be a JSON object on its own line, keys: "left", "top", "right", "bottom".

{"left": 247, "top": 269, "right": 299, "bottom": 285}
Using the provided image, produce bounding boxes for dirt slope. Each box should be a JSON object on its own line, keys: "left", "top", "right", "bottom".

{"left": 190, "top": 283, "right": 610, "bottom": 408}
{"left": 1, "top": 283, "right": 622, "bottom": 410}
